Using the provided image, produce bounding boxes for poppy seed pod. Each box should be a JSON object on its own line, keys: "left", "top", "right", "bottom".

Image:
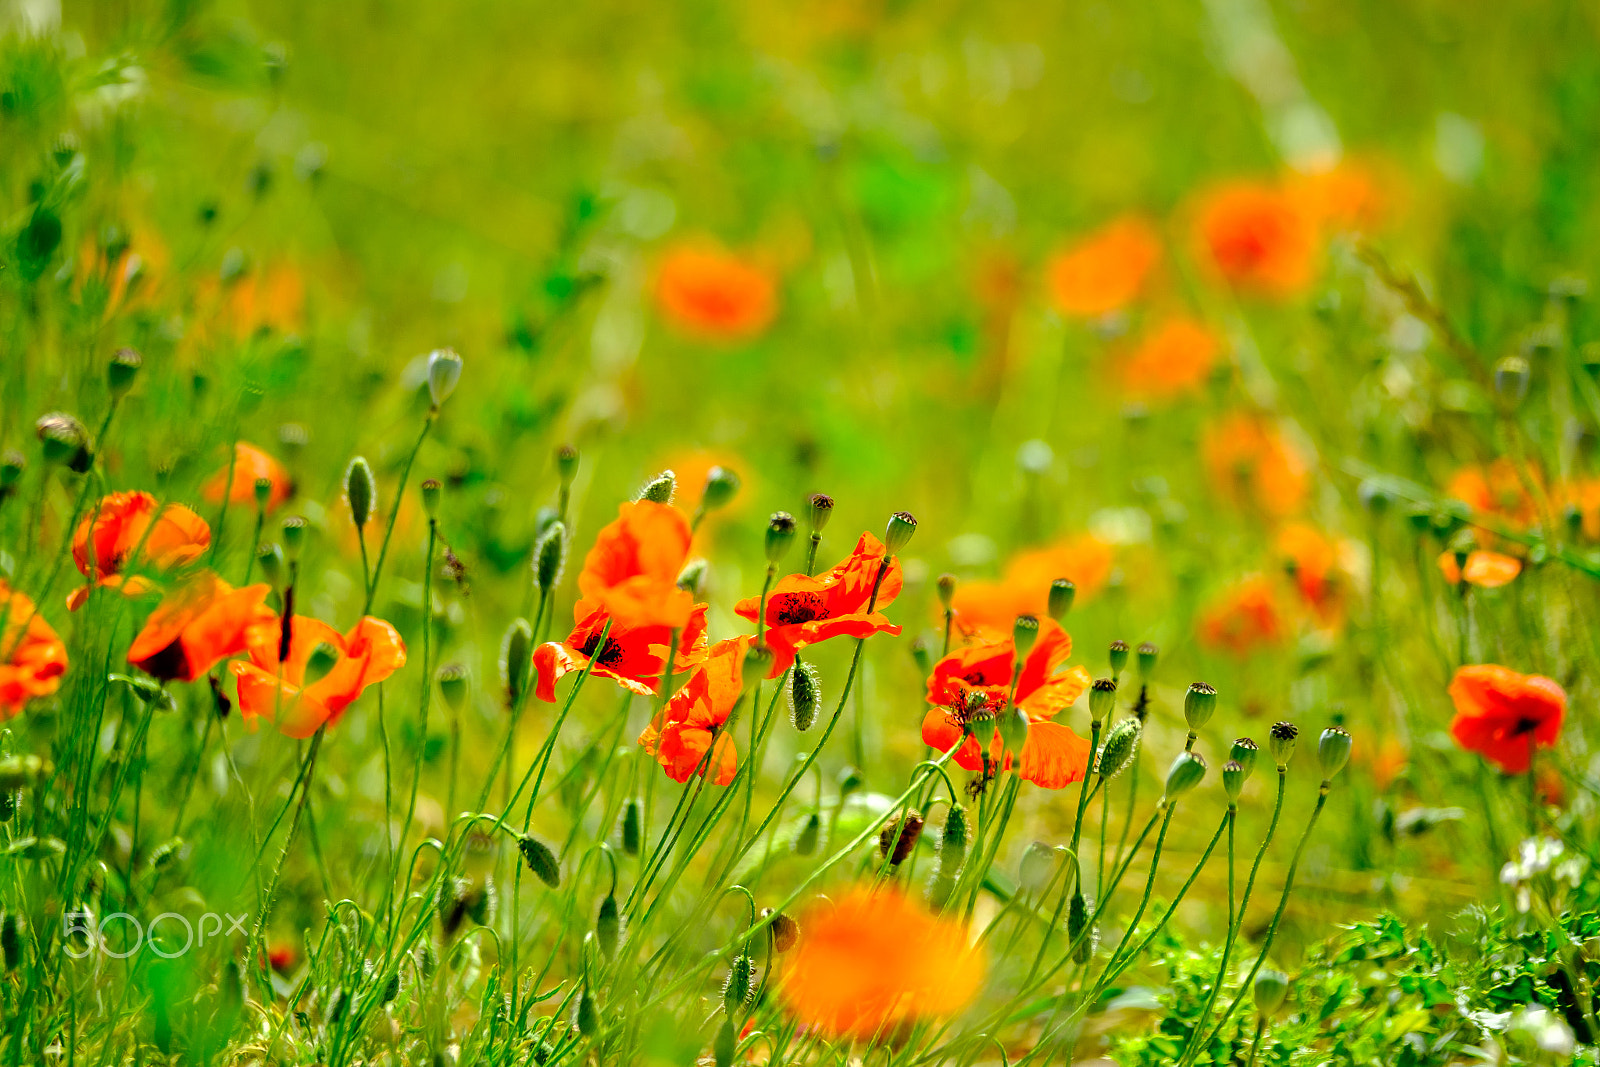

{"left": 701, "top": 466, "right": 741, "bottom": 511}
{"left": 936, "top": 573, "right": 957, "bottom": 610}
{"left": 998, "top": 706, "right": 1030, "bottom": 757}
{"left": 253, "top": 477, "right": 273, "bottom": 511}
{"left": 765, "top": 512, "right": 797, "bottom": 563}
{"left": 535, "top": 521, "right": 566, "bottom": 593}
{"left": 878, "top": 810, "right": 925, "bottom": 866}
{"left": 1184, "top": 682, "right": 1217, "bottom": 731}
{"left": 1493, "top": 355, "right": 1531, "bottom": 407}
{"left": 257, "top": 542, "right": 285, "bottom": 588}
{"left": 426, "top": 348, "right": 463, "bottom": 407}
{"left": 620, "top": 798, "right": 642, "bottom": 856}
{"left": 1018, "top": 841, "right": 1057, "bottom": 894}
{"left": 1222, "top": 759, "right": 1246, "bottom": 802}
{"left": 1089, "top": 678, "right": 1117, "bottom": 724}
{"left": 517, "top": 834, "right": 560, "bottom": 888}
{"left": 1048, "top": 578, "right": 1075, "bottom": 620}
{"left": 436, "top": 663, "right": 469, "bottom": 714}
{"left": 0, "top": 450, "right": 23, "bottom": 491}
{"left": 555, "top": 443, "right": 579, "bottom": 486}
{"left": 638, "top": 470, "right": 676, "bottom": 504}
{"left": 420, "top": 478, "right": 441, "bottom": 520}
{"left": 764, "top": 908, "right": 800, "bottom": 953}
{"left": 344, "top": 457, "right": 375, "bottom": 530}
{"left": 36, "top": 412, "right": 89, "bottom": 468}
{"left": 595, "top": 894, "right": 622, "bottom": 961}
{"left": 1164, "top": 751, "right": 1207, "bottom": 799}
{"left": 1230, "top": 738, "right": 1259, "bottom": 781}
{"left": 501, "top": 617, "right": 534, "bottom": 706}
{"left": 1013, "top": 615, "right": 1040, "bottom": 658}
{"left": 1096, "top": 717, "right": 1142, "bottom": 778}
{"left": 792, "top": 812, "right": 821, "bottom": 856}
{"left": 1269, "top": 721, "right": 1299, "bottom": 768}
{"left": 1136, "top": 642, "right": 1158, "bottom": 678}
{"left": 884, "top": 511, "right": 917, "bottom": 553}
{"left": 788, "top": 660, "right": 820, "bottom": 731}
{"left": 1318, "top": 726, "right": 1352, "bottom": 780}
{"left": 280, "top": 516, "right": 307, "bottom": 563}
{"left": 741, "top": 643, "right": 775, "bottom": 691}
{"left": 1108, "top": 640, "right": 1130, "bottom": 678}
{"left": 303, "top": 642, "right": 341, "bottom": 687}
{"left": 807, "top": 493, "right": 834, "bottom": 533}
{"left": 108, "top": 347, "right": 142, "bottom": 398}
{"left": 1254, "top": 968, "right": 1290, "bottom": 1017}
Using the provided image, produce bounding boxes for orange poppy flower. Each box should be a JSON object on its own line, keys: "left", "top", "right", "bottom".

{"left": 1445, "top": 460, "right": 1540, "bottom": 532}
{"left": 638, "top": 636, "right": 749, "bottom": 786}
{"left": 226, "top": 263, "right": 305, "bottom": 340}
{"left": 780, "top": 885, "right": 984, "bottom": 1041}
{"left": 950, "top": 536, "right": 1115, "bottom": 640}
{"left": 0, "top": 582, "right": 68, "bottom": 719}
{"left": 1276, "top": 523, "right": 1351, "bottom": 627}
{"left": 1046, "top": 215, "right": 1163, "bottom": 318}
{"left": 1352, "top": 736, "right": 1408, "bottom": 792}
{"left": 578, "top": 501, "right": 697, "bottom": 631}
{"left": 67, "top": 491, "right": 211, "bottom": 611}
{"left": 232, "top": 614, "right": 406, "bottom": 737}
{"left": 734, "top": 532, "right": 902, "bottom": 676}
{"left": 126, "top": 571, "right": 276, "bottom": 682}
{"left": 1119, "top": 316, "right": 1221, "bottom": 399}
{"left": 655, "top": 244, "right": 777, "bottom": 340}
{"left": 1194, "top": 181, "right": 1319, "bottom": 298}
{"left": 1289, "top": 163, "right": 1388, "bottom": 235}
{"left": 1201, "top": 412, "right": 1311, "bottom": 518}
{"left": 531, "top": 599, "right": 709, "bottom": 702}
{"left": 202, "top": 443, "right": 293, "bottom": 512}
{"left": 1437, "top": 550, "right": 1522, "bottom": 588}
{"left": 920, "top": 618, "right": 1093, "bottom": 788}
{"left": 1198, "top": 576, "right": 1285, "bottom": 657}
{"left": 1447, "top": 664, "right": 1565, "bottom": 774}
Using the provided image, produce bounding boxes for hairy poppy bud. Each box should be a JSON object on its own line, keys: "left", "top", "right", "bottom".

{"left": 573, "top": 986, "right": 599, "bottom": 1037}
{"left": 1068, "top": 891, "right": 1095, "bottom": 964}
{"left": 884, "top": 511, "right": 917, "bottom": 553}
{"left": 1, "top": 914, "right": 21, "bottom": 971}
{"left": 1164, "top": 752, "right": 1206, "bottom": 799}
{"left": 1493, "top": 355, "right": 1531, "bottom": 407}
{"left": 535, "top": 521, "right": 566, "bottom": 593}
{"left": 621, "top": 798, "right": 642, "bottom": 856}
{"left": 555, "top": 443, "right": 579, "bottom": 487}
{"left": 788, "top": 660, "right": 820, "bottom": 731}
{"left": 1318, "top": 726, "right": 1352, "bottom": 780}
{"left": 257, "top": 543, "right": 285, "bottom": 588}
{"left": 1184, "top": 682, "right": 1217, "bottom": 731}
{"left": 108, "top": 347, "right": 141, "bottom": 398}
{"left": 595, "top": 894, "right": 622, "bottom": 961}
{"left": 426, "top": 348, "right": 463, "bottom": 407}
{"left": 1089, "top": 678, "right": 1117, "bottom": 724}
{"left": 1011, "top": 615, "right": 1040, "bottom": 659}
{"left": 806, "top": 492, "right": 834, "bottom": 534}
{"left": 517, "top": 835, "right": 560, "bottom": 888}
{"left": 997, "top": 706, "right": 1029, "bottom": 757}
{"left": 638, "top": 470, "right": 676, "bottom": 504}
{"left": 1269, "top": 722, "right": 1299, "bottom": 769}
{"left": 502, "top": 618, "right": 533, "bottom": 706}
{"left": 253, "top": 477, "right": 273, "bottom": 511}
{"left": 723, "top": 955, "right": 753, "bottom": 1016}
{"left": 765, "top": 512, "right": 797, "bottom": 564}
{"left": 937, "top": 573, "right": 957, "bottom": 610}
{"left": 1222, "top": 760, "right": 1246, "bottom": 802}
{"left": 1096, "top": 718, "right": 1142, "bottom": 778}
{"left": 878, "top": 810, "right": 924, "bottom": 866}
{"left": 380, "top": 971, "right": 400, "bottom": 1004}
{"left": 1254, "top": 968, "right": 1290, "bottom": 1017}
{"left": 1018, "top": 841, "right": 1057, "bottom": 894}
{"left": 837, "top": 765, "right": 864, "bottom": 797}
{"left": 437, "top": 663, "right": 468, "bottom": 714}
{"left": 701, "top": 466, "right": 741, "bottom": 511}
{"left": 939, "top": 804, "right": 969, "bottom": 866}
{"left": 1136, "top": 642, "right": 1158, "bottom": 678}
{"left": 36, "top": 412, "right": 89, "bottom": 468}
{"left": 792, "top": 812, "right": 821, "bottom": 856}
{"left": 303, "top": 643, "right": 341, "bottom": 687}
{"left": 765, "top": 908, "right": 800, "bottom": 952}
{"left": 742, "top": 644, "right": 775, "bottom": 691}
{"left": 420, "top": 478, "right": 441, "bottom": 520}
{"left": 712, "top": 1018, "right": 736, "bottom": 1067}
{"left": 1048, "top": 578, "right": 1075, "bottom": 620}
{"left": 1108, "top": 640, "right": 1129, "bottom": 678}
{"left": 344, "top": 457, "right": 375, "bottom": 530}
{"left": 677, "top": 557, "right": 708, "bottom": 596}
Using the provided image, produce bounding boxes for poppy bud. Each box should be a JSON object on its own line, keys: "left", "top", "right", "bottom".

{"left": 1108, "top": 640, "right": 1129, "bottom": 678}
{"left": 595, "top": 894, "right": 622, "bottom": 961}
{"left": 1048, "top": 578, "right": 1075, "bottom": 620}
{"left": 108, "top": 347, "right": 141, "bottom": 398}
{"left": 426, "top": 348, "right": 464, "bottom": 407}
{"left": 35, "top": 412, "right": 89, "bottom": 468}
{"left": 788, "top": 660, "right": 820, "bottom": 732}
{"left": 638, "top": 470, "right": 676, "bottom": 504}
{"left": 281, "top": 516, "right": 307, "bottom": 563}
{"left": 878, "top": 810, "right": 924, "bottom": 866}
{"left": 765, "top": 512, "right": 797, "bottom": 564}
{"left": 344, "top": 457, "right": 375, "bottom": 530}
{"left": 764, "top": 908, "right": 800, "bottom": 952}
{"left": 535, "top": 521, "right": 566, "bottom": 593}
{"left": 620, "top": 798, "right": 642, "bottom": 856}
{"left": 420, "top": 478, "right": 441, "bottom": 520}
{"left": 884, "top": 511, "right": 917, "bottom": 553}
{"left": 1013, "top": 615, "right": 1040, "bottom": 658}
{"left": 742, "top": 644, "right": 775, "bottom": 691}
{"left": 1136, "top": 642, "right": 1158, "bottom": 678}
{"left": 1088, "top": 679, "right": 1117, "bottom": 724}
{"left": 573, "top": 986, "right": 599, "bottom": 1037}
{"left": 675, "top": 558, "right": 709, "bottom": 597}
{"left": 1, "top": 914, "right": 21, "bottom": 971}
{"left": 701, "top": 466, "right": 741, "bottom": 511}
{"left": 1067, "top": 891, "right": 1095, "bottom": 964}
{"left": 1269, "top": 721, "right": 1299, "bottom": 768}
{"left": 1566, "top": 504, "right": 1585, "bottom": 542}
{"left": 501, "top": 618, "right": 534, "bottom": 706}
{"left": 380, "top": 971, "right": 400, "bottom": 1004}
{"left": 1318, "top": 726, "right": 1352, "bottom": 780}
{"left": 910, "top": 635, "right": 933, "bottom": 677}
{"left": 1230, "top": 738, "right": 1259, "bottom": 781}
{"left": 437, "top": 664, "right": 469, "bottom": 714}
{"left": 0, "top": 450, "right": 23, "bottom": 491}
{"left": 1222, "top": 760, "right": 1246, "bottom": 802}
{"left": 1096, "top": 718, "right": 1142, "bottom": 779}
{"left": 555, "top": 443, "right": 579, "bottom": 486}
{"left": 1358, "top": 481, "right": 1390, "bottom": 517}
{"left": 723, "top": 955, "right": 753, "bottom": 1016}
{"left": 1493, "top": 355, "right": 1530, "bottom": 407}
{"left": 517, "top": 834, "right": 560, "bottom": 888}
{"left": 1184, "top": 682, "right": 1217, "bottom": 731}
{"left": 303, "top": 643, "right": 341, "bottom": 687}
{"left": 1164, "top": 751, "right": 1206, "bottom": 799}
{"left": 806, "top": 493, "right": 834, "bottom": 534}
{"left": 253, "top": 477, "right": 273, "bottom": 511}
{"left": 997, "top": 706, "right": 1029, "bottom": 757}
{"left": 712, "top": 1018, "right": 736, "bottom": 1067}
{"left": 1254, "top": 968, "right": 1290, "bottom": 1017}
{"left": 792, "top": 813, "right": 821, "bottom": 856}
{"left": 936, "top": 575, "right": 958, "bottom": 613}
{"left": 1018, "top": 841, "right": 1057, "bottom": 894}
{"left": 257, "top": 543, "right": 285, "bottom": 589}
{"left": 837, "top": 765, "right": 864, "bottom": 797}
{"left": 939, "top": 804, "right": 969, "bottom": 866}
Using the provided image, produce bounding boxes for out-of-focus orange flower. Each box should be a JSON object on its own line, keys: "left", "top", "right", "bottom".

{"left": 0, "top": 582, "right": 68, "bottom": 719}
{"left": 951, "top": 536, "right": 1115, "bottom": 640}
{"left": 1119, "top": 316, "right": 1221, "bottom": 399}
{"left": 638, "top": 636, "right": 749, "bottom": 786}
{"left": 1276, "top": 523, "right": 1352, "bottom": 626}
{"left": 578, "top": 501, "right": 697, "bottom": 631}
{"left": 1194, "top": 181, "right": 1319, "bottom": 298}
{"left": 1288, "top": 162, "right": 1387, "bottom": 235}
{"left": 126, "top": 571, "right": 275, "bottom": 682}
{"left": 1046, "top": 215, "right": 1163, "bottom": 317}
{"left": 1559, "top": 477, "right": 1600, "bottom": 540}
{"left": 266, "top": 940, "right": 297, "bottom": 973}
{"left": 232, "top": 614, "right": 406, "bottom": 737}
{"left": 1354, "top": 736, "right": 1409, "bottom": 791}
{"left": 1198, "top": 576, "right": 1285, "bottom": 656}
{"left": 1446, "top": 460, "right": 1539, "bottom": 531}
{"left": 1448, "top": 664, "right": 1565, "bottom": 774}
{"left": 921, "top": 618, "right": 1092, "bottom": 788}
{"left": 227, "top": 264, "right": 305, "bottom": 340}
{"left": 1537, "top": 764, "right": 1565, "bottom": 808}
{"left": 1202, "top": 412, "right": 1311, "bottom": 517}
{"left": 202, "top": 443, "right": 293, "bottom": 512}
{"left": 76, "top": 228, "right": 168, "bottom": 318}
{"left": 68, "top": 491, "right": 210, "bottom": 611}
{"left": 655, "top": 244, "right": 777, "bottom": 340}
{"left": 1437, "top": 550, "right": 1522, "bottom": 588}
{"left": 735, "top": 532, "right": 902, "bottom": 676}
{"left": 781, "top": 885, "right": 984, "bottom": 1041}
{"left": 532, "top": 599, "right": 708, "bottom": 702}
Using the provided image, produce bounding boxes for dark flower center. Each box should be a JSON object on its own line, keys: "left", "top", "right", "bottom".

{"left": 577, "top": 632, "right": 626, "bottom": 668}
{"left": 774, "top": 592, "right": 828, "bottom": 626}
